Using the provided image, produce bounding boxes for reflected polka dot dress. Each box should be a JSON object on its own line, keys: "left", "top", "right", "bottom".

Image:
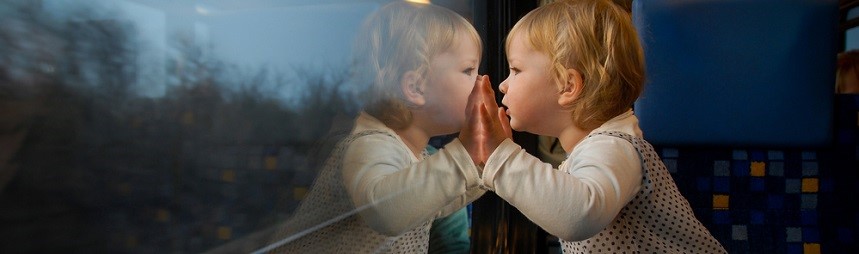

{"left": 267, "top": 130, "right": 431, "bottom": 253}
{"left": 561, "top": 131, "right": 727, "bottom": 254}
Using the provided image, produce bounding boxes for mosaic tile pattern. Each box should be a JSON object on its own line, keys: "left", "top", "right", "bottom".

{"left": 655, "top": 95, "right": 859, "bottom": 254}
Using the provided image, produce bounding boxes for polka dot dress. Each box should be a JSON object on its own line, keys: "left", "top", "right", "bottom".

{"left": 267, "top": 130, "right": 431, "bottom": 253}
{"left": 561, "top": 131, "right": 727, "bottom": 254}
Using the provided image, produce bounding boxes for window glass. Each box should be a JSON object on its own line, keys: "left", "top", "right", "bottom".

{"left": 0, "top": 0, "right": 476, "bottom": 253}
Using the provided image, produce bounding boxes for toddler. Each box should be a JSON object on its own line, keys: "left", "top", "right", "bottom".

{"left": 465, "top": 0, "right": 727, "bottom": 253}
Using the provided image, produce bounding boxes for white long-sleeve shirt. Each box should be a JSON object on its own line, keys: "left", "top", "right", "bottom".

{"left": 483, "top": 110, "right": 643, "bottom": 241}
{"left": 268, "top": 112, "right": 485, "bottom": 253}
{"left": 482, "top": 110, "right": 726, "bottom": 253}
{"left": 343, "top": 113, "right": 486, "bottom": 235}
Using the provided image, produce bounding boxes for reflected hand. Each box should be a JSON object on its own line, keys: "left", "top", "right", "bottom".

{"left": 459, "top": 75, "right": 512, "bottom": 173}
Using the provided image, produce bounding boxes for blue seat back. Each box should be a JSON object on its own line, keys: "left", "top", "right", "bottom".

{"left": 632, "top": 0, "right": 838, "bottom": 147}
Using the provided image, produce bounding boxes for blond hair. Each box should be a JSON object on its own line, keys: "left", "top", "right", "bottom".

{"left": 351, "top": 1, "right": 482, "bottom": 129}
{"left": 507, "top": 0, "right": 644, "bottom": 130}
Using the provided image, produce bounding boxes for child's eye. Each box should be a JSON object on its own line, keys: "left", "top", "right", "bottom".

{"left": 509, "top": 67, "right": 520, "bottom": 75}
{"left": 462, "top": 67, "right": 475, "bottom": 75}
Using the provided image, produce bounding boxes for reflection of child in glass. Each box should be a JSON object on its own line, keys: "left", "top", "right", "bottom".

{"left": 464, "top": 0, "right": 727, "bottom": 253}
{"left": 837, "top": 50, "right": 859, "bottom": 94}
{"left": 266, "top": 1, "right": 485, "bottom": 253}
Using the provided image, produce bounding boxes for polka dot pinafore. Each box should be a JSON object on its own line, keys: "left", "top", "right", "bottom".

{"left": 561, "top": 131, "right": 727, "bottom": 254}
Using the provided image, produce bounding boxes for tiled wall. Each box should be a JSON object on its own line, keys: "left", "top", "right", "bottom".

{"left": 658, "top": 95, "right": 859, "bottom": 253}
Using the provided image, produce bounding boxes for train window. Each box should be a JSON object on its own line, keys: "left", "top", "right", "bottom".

{"left": 0, "top": 0, "right": 481, "bottom": 253}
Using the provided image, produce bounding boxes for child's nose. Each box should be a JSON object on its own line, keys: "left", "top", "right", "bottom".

{"left": 499, "top": 80, "right": 508, "bottom": 94}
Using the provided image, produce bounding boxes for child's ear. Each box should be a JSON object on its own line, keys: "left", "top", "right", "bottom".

{"left": 401, "top": 70, "right": 425, "bottom": 107}
{"left": 558, "top": 68, "right": 584, "bottom": 107}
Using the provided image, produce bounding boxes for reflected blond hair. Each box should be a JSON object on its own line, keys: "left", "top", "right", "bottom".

{"left": 352, "top": 1, "right": 482, "bottom": 129}
{"left": 506, "top": 0, "right": 644, "bottom": 129}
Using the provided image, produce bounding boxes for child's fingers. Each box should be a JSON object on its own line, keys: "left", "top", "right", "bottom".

{"left": 476, "top": 102, "right": 491, "bottom": 162}
{"left": 459, "top": 98, "right": 484, "bottom": 166}
{"left": 471, "top": 77, "right": 482, "bottom": 106}
{"left": 466, "top": 75, "right": 484, "bottom": 115}
{"left": 498, "top": 107, "right": 512, "bottom": 138}
{"left": 468, "top": 95, "right": 482, "bottom": 129}
{"left": 462, "top": 86, "right": 482, "bottom": 138}
{"left": 478, "top": 102, "right": 492, "bottom": 129}
{"left": 480, "top": 75, "right": 499, "bottom": 110}
{"left": 478, "top": 76, "right": 505, "bottom": 129}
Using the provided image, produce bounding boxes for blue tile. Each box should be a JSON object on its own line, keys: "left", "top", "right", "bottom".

{"left": 714, "top": 177, "right": 730, "bottom": 193}
{"left": 750, "top": 210, "right": 765, "bottom": 224}
{"left": 803, "top": 227, "right": 820, "bottom": 242}
{"left": 768, "top": 195, "right": 784, "bottom": 209}
{"left": 733, "top": 150, "right": 748, "bottom": 160}
{"left": 786, "top": 243, "right": 802, "bottom": 254}
{"left": 749, "top": 150, "right": 766, "bottom": 161}
{"left": 750, "top": 178, "right": 765, "bottom": 192}
{"left": 714, "top": 210, "right": 731, "bottom": 224}
{"left": 801, "top": 210, "right": 817, "bottom": 226}
{"left": 732, "top": 161, "right": 750, "bottom": 177}
{"left": 697, "top": 177, "right": 711, "bottom": 191}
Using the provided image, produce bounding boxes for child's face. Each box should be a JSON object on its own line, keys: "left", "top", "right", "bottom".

{"left": 420, "top": 32, "right": 481, "bottom": 135}
{"left": 498, "top": 33, "right": 568, "bottom": 136}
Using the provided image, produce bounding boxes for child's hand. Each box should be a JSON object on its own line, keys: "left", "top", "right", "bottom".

{"left": 474, "top": 75, "right": 512, "bottom": 159}
{"left": 460, "top": 75, "right": 512, "bottom": 172}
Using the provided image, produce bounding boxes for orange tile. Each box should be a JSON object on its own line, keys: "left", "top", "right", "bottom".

{"left": 802, "top": 178, "right": 819, "bottom": 193}
{"left": 713, "top": 194, "right": 729, "bottom": 209}
{"left": 803, "top": 243, "right": 820, "bottom": 254}
{"left": 750, "top": 162, "right": 766, "bottom": 177}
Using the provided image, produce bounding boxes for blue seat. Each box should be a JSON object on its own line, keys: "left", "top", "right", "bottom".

{"left": 632, "top": 0, "right": 838, "bottom": 147}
